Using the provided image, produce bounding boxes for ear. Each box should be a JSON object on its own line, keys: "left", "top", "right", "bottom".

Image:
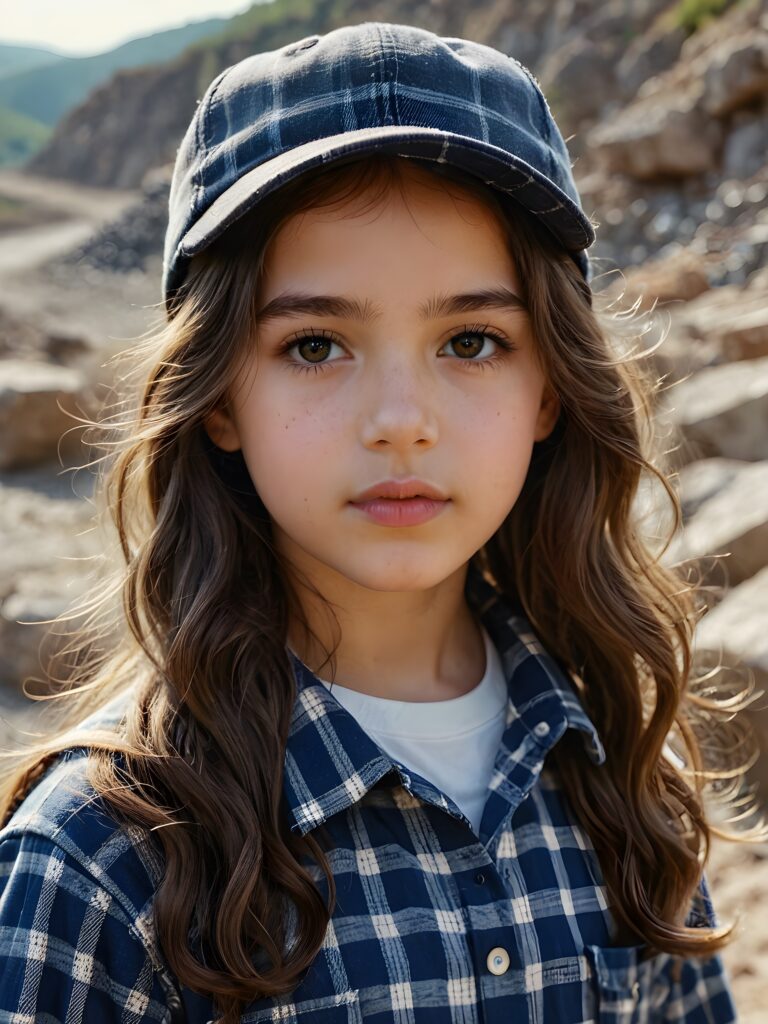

{"left": 533, "top": 384, "right": 561, "bottom": 442}
{"left": 202, "top": 404, "right": 242, "bottom": 452}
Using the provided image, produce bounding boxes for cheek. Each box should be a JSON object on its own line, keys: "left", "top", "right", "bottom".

{"left": 451, "top": 389, "right": 539, "bottom": 476}
{"left": 236, "top": 392, "right": 343, "bottom": 504}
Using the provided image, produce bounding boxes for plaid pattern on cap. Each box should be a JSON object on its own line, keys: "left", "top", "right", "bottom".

{"left": 163, "top": 21, "right": 597, "bottom": 311}
{"left": 0, "top": 563, "right": 738, "bottom": 1022}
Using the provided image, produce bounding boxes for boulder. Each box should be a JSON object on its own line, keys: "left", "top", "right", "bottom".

{"left": 42, "top": 330, "right": 94, "bottom": 365}
{"left": 695, "top": 565, "right": 768, "bottom": 688}
{"left": 616, "top": 22, "right": 687, "bottom": 100}
{"left": 659, "top": 356, "right": 768, "bottom": 463}
{"left": 676, "top": 458, "right": 747, "bottom": 520}
{"left": 0, "top": 471, "right": 103, "bottom": 690}
{"left": 694, "top": 566, "right": 768, "bottom": 809}
{"left": 722, "top": 113, "right": 768, "bottom": 180}
{"left": 647, "top": 326, "right": 723, "bottom": 390}
{"left": 663, "top": 460, "right": 768, "bottom": 589}
{"left": 701, "top": 35, "right": 768, "bottom": 117}
{"left": 0, "top": 359, "right": 90, "bottom": 470}
{"left": 589, "top": 83, "right": 723, "bottom": 180}
{"left": 618, "top": 248, "right": 711, "bottom": 310}
{"left": 667, "top": 284, "right": 768, "bottom": 361}
{"left": 539, "top": 38, "right": 616, "bottom": 125}
{"left": 0, "top": 472, "right": 98, "bottom": 594}
{"left": 0, "top": 575, "right": 82, "bottom": 691}
{"left": 718, "top": 306, "right": 768, "bottom": 361}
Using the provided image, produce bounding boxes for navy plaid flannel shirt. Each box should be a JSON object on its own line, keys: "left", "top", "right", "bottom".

{"left": 0, "top": 563, "right": 739, "bottom": 1022}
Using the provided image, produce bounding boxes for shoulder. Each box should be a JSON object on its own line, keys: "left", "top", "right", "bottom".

{"left": 4, "top": 747, "right": 157, "bottom": 906}
{"left": 0, "top": 748, "right": 181, "bottom": 1020}
{"left": 1, "top": 744, "right": 167, "bottom": 957}
{"left": 4, "top": 688, "right": 162, "bottom": 906}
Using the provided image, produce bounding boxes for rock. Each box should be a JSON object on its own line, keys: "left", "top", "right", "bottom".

{"left": 0, "top": 470, "right": 101, "bottom": 689}
{"left": 0, "top": 359, "right": 90, "bottom": 470}
{"left": 701, "top": 35, "right": 768, "bottom": 117}
{"left": 663, "top": 460, "right": 768, "bottom": 589}
{"left": 616, "top": 22, "right": 687, "bottom": 100}
{"left": 695, "top": 565, "right": 768, "bottom": 688}
{"left": 0, "top": 307, "right": 48, "bottom": 359}
{"left": 673, "top": 284, "right": 764, "bottom": 336}
{"left": 589, "top": 83, "right": 723, "bottom": 180}
{"left": 694, "top": 565, "right": 768, "bottom": 810}
{"left": 619, "top": 247, "right": 712, "bottom": 309}
{"left": 50, "top": 175, "right": 170, "bottom": 276}
{"left": 540, "top": 38, "right": 616, "bottom": 125}
{"left": 718, "top": 305, "right": 768, "bottom": 361}
{"left": 0, "top": 575, "right": 82, "bottom": 691}
{"left": 647, "top": 324, "right": 723, "bottom": 388}
{"left": 660, "top": 356, "right": 768, "bottom": 463}
{"left": 747, "top": 263, "right": 768, "bottom": 292}
{"left": 41, "top": 330, "right": 94, "bottom": 365}
{"left": 0, "top": 471, "right": 98, "bottom": 594}
{"left": 722, "top": 113, "right": 768, "bottom": 180}
{"left": 668, "top": 284, "right": 768, "bottom": 361}
{"left": 676, "top": 458, "right": 747, "bottom": 520}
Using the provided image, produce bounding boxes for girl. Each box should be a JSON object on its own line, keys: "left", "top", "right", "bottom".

{"left": 0, "top": 21, "right": 760, "bottom": 1024}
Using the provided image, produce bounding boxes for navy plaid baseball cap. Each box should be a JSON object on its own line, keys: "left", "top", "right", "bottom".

{"left": 163, "top": 21, "right": 596, "bottom": 314}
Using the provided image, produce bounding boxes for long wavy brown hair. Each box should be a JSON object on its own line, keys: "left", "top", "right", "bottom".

{"left": 1, "top": 153, "right": 765, "bottom": 1023}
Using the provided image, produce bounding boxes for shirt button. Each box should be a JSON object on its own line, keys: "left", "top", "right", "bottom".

{"left": 533, "top": 721, "right": 550, "bottom": 737}
{"left": 486, "top": 946, "right": 510, "bottom": 976}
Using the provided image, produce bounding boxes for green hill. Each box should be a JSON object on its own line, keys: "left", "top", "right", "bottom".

{"left": 0, "top": 17, "right": 231, "bottom": 128}
{"left": 0, "top": 43, "right": 70, "bottom": 80}
{"left": 0, "top": 102, "right": 51, "bottom": 167}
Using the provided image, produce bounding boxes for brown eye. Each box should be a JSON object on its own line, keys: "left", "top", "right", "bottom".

{"left": 295, "top": 335, "right": 333, "bottom": 362}
{"left": 450, "top": 332, "right": 486, "bottom": 359}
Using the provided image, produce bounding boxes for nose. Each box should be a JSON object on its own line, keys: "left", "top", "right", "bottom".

{"left": 359, "top": 355, "right": 439, "bottom": 452}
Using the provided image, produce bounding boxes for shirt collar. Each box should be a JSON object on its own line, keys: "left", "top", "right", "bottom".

{"left": 283, "top": 561, "right": 606, "bottom": 835}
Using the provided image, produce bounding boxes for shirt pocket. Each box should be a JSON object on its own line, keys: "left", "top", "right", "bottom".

{"left": 583, "top": 942, "right": 725, "bottom": 1023}
{"left": 238, "top": 988, "right": 362, "bottom": 1024}
{"left": 589, "top": 942, "right": 692, "bottom": 1024}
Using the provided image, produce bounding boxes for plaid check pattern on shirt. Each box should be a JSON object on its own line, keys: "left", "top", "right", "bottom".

{"left": 0, "top": 561, "right": 739, "bottom": 1023}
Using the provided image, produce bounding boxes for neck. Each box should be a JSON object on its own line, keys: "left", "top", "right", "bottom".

{"left": 284, "top": 561, "right": 487, "bottom": 702}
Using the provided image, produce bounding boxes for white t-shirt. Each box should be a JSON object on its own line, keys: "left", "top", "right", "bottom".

{"left": 308, "top": 624, "right": 508, "bottom": 836}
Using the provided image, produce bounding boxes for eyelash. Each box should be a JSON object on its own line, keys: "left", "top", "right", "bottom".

{"left": 276, "top": 324, "right": 518, "bottom": 375}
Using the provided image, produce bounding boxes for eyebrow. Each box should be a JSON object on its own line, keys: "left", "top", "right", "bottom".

{"left": 254, "top": 287, "right": 528, "bottom": 324}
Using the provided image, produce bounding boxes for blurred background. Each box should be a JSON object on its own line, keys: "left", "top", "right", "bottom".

{"left": 0, "top": 0, "right": 766, "bottom": 1015}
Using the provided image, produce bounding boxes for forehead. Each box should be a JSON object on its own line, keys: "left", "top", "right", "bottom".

{"left": 259, "top": 168, "right": 519, "bottom": 294}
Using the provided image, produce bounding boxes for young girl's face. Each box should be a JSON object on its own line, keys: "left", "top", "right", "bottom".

{"left": 205, "top": 163, "right": 560, "bottom": 594}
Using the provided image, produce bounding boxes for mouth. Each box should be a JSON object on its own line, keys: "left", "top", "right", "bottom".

{"left": 350, "top": 477, "right": 449, "bottom": 503}
{"left": 348, "top": 491, "right": 450, "bottom": 528}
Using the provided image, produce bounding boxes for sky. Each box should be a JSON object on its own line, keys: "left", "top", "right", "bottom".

{"left": 0, "top": 1, "right": 257, "bottom": 57}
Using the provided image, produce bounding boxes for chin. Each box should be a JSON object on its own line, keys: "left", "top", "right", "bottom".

{"left": 331, "top": 558, "right": 462, "bottom": 594}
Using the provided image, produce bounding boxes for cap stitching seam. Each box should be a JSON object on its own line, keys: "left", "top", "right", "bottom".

{"left": 195, "top": 65, "right": 233, "bottom": 214}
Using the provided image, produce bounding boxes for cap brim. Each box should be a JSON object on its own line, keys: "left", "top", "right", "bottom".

{"left": 169, "top": 125, "right": 595, "bottom": 303}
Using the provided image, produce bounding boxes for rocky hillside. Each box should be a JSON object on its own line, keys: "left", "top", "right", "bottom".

{"left": 24, "top": 0, "right": 704, "bottom": 187}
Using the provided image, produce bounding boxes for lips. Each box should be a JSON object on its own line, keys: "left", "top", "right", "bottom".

{"left": 350, "top": 477, "right": 449, "bottom": 502}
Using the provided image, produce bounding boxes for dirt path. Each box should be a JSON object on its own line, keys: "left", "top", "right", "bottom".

{"left": 0, "top": 168, "right": 138, "bottom": 221}
{"left": 0, "top": 168, "right": 154, "bottom": 339}
{"left": 0, "top": 166, "right": 140, "bottom": 283}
